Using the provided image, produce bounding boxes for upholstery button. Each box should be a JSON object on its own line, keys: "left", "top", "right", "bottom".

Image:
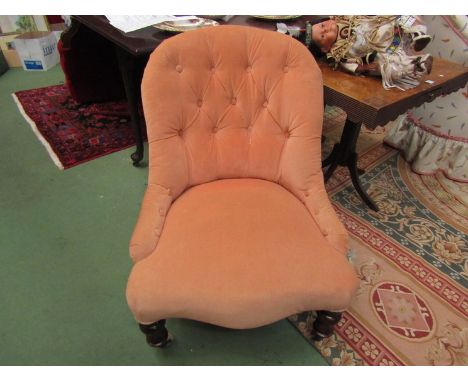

{"left": 178, "top": 129, "right": 184, "bottom": 136}
{"left": 304, "top": 191, "right": 310, "bottom": 197}
{"left": 197, "top": 99, "right": 203, "bottom": 107}
{"left": 176, "top": 65, "right": 183, "bottom": 73}
{"left": 263, "top": 100, "right": 268, "bottom": 108}
{"left": 283, "top": 66, "right": 289, "bottom": 73}
{"left": 246, "top": 65, "right": 252, "bottom": 72}
{"left": 231, "top": 97, "right": 237, "bottom": 105}
{"left": 323, "top": 230, "right": 329, "bottom": 237}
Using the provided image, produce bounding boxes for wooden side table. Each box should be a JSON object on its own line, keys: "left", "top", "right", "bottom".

{"left": 68, "top": 16, "right": 166, "bottom": 166}
{"left": 319, "top": 58, "right": 468, "bottom": 211}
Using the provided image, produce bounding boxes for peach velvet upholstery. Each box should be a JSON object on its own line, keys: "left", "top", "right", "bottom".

{"left": 126, "top": 25, "right": 358, "bottom": 328}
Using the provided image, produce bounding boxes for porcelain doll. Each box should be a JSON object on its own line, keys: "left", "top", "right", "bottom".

{"left": 308, "top": 16, "right": 434, "bottom": 90}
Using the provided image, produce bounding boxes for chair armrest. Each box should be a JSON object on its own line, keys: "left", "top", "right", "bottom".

{"left": 129, "top": 184, "right": 172, "bottom": 263}
{"left": 304, "top": 183, "right": 349, "bottom": 256}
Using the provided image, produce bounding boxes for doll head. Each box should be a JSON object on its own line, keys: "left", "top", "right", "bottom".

{"left": 311, "top": 19, "right": 338, "bottom": 53}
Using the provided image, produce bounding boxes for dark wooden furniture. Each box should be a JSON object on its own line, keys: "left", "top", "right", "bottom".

{"left": 65, "top": 16, "right": 322, "bottom": 165}
{"left": 59, "top": 19, "right": 126, "bottom": 103}
{"left": 319, "top": 58, "right": 468, "bottom": 211}
{"left": 68, "top": 15, "right": 165, "bottom": 165}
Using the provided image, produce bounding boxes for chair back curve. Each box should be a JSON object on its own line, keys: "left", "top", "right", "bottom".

{"left": 141, "top": 25, "right": 325, "bottom": 201}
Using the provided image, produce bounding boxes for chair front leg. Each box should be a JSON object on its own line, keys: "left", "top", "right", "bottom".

{"left": 139, "top": 319, "right": 173, "bottom": 348}
{"left": 310, "top": 310, "right": 342, "bottom": 341}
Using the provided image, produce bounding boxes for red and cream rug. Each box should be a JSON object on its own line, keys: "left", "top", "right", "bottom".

{"left": 289, "top": 130, "right": 468, "bottom": 365}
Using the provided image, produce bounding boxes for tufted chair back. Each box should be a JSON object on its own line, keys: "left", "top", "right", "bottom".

{"left": 131, "top": 25, "right": 347, "bottom": 263}
{"left": 127, "top": 25, "right": 358, "bottom": 343}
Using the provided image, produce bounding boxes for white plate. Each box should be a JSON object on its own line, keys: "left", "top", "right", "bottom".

{"left": 154, "top": 18, "right": 219, "bottom": 32}
{"left": 252, "top": 15, "right": 302, "bottom": 20}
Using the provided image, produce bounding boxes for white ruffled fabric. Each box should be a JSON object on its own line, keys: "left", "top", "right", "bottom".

{"left": 385, "top": 114, "right": 468, "bottom": 182}
{"left": 384, "top": 16, "right": 468, "bottom": 183}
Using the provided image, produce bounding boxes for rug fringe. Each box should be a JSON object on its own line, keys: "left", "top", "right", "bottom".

{"left": 11, "top": 93, "right": 65, "bottom": 170}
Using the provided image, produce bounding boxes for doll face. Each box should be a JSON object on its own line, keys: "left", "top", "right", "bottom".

{"left": 312, "top": 19, "right": 338, "bottom": 52}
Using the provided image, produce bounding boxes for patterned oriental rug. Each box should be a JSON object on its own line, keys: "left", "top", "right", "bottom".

{"left": 13, "top": 84, "right": 141, "bottom": 169}
{"left": 289, "top": 136, "right": 468, "bottom": 365}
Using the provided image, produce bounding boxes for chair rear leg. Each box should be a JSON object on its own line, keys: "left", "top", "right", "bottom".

{"left": 139, "top": 319, "right": 173, "bottom": 348}
{"left": 310, "top": 310, "right": 342, "bottom": 341}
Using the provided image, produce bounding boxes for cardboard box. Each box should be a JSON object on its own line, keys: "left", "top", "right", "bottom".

{"left": 0, "top": 33, "right": 19, "bottom": 51}
{"left": 2, "top": 49, "right": 21, "bottom": 67}
{"left": 0, "top": 34, "right": 22, "bottom": 67}
{"left": 13, "top": 31, "right": 59, "bottom": 71}
{"left": 51, "top": 30, "right": 63, "bottom": 44}
{"left": 0, "top": 49, "right": 8, "bottom": 75}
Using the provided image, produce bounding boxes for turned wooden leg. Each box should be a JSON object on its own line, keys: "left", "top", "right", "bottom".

{"left": 139, "top": 319, "right": 173, "bottom": 348}
{"left": 115, "top": 47, "right": 144, "bottom": 166}
{"left": 311, "top": 310, "right": 342, "bottom": 341}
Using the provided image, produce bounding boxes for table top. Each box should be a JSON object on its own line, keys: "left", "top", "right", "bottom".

{"left": 319, "top": 58, "right": 468, "bottom": 129}
{"left": 72, "top": 15, "right": 468, "bottom": 130}
{"left": 73, "top": 15, "right": 322, "bottom": 56}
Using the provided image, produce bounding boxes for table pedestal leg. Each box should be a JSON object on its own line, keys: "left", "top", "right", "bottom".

{"left": 115, "top": 47, "right": 144, "bottom": 166}
{"left": 322, "top": 119, "right": 379, "bottom": 211}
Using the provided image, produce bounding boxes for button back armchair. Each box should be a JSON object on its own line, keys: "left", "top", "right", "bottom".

{"left": 126, "top": 25, "right": 358, "bottom": 347}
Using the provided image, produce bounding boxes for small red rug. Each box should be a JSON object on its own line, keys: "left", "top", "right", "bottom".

{"left": 13, "top": 84, "right": 142, "bottom": 169}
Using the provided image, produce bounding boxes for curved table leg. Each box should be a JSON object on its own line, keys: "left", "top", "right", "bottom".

{"left": 322, "top": 143, "right": 339, "bottom": 170}
{"left": 324, "top": 146, "right": 340, "bottom": 182}
{"left": 322, "top": 118, "right": 379, "bottom": 211}
{"left": 347, "top": 152, "right": 378, "bottom": 211}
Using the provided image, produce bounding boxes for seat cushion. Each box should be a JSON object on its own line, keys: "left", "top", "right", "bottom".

{"left": 126, "top": 179, "right": 358, "bottom": 328}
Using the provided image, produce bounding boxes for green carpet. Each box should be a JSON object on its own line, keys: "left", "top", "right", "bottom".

{"left": 0, "top": 66, "right": 327, "bottom": 366}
